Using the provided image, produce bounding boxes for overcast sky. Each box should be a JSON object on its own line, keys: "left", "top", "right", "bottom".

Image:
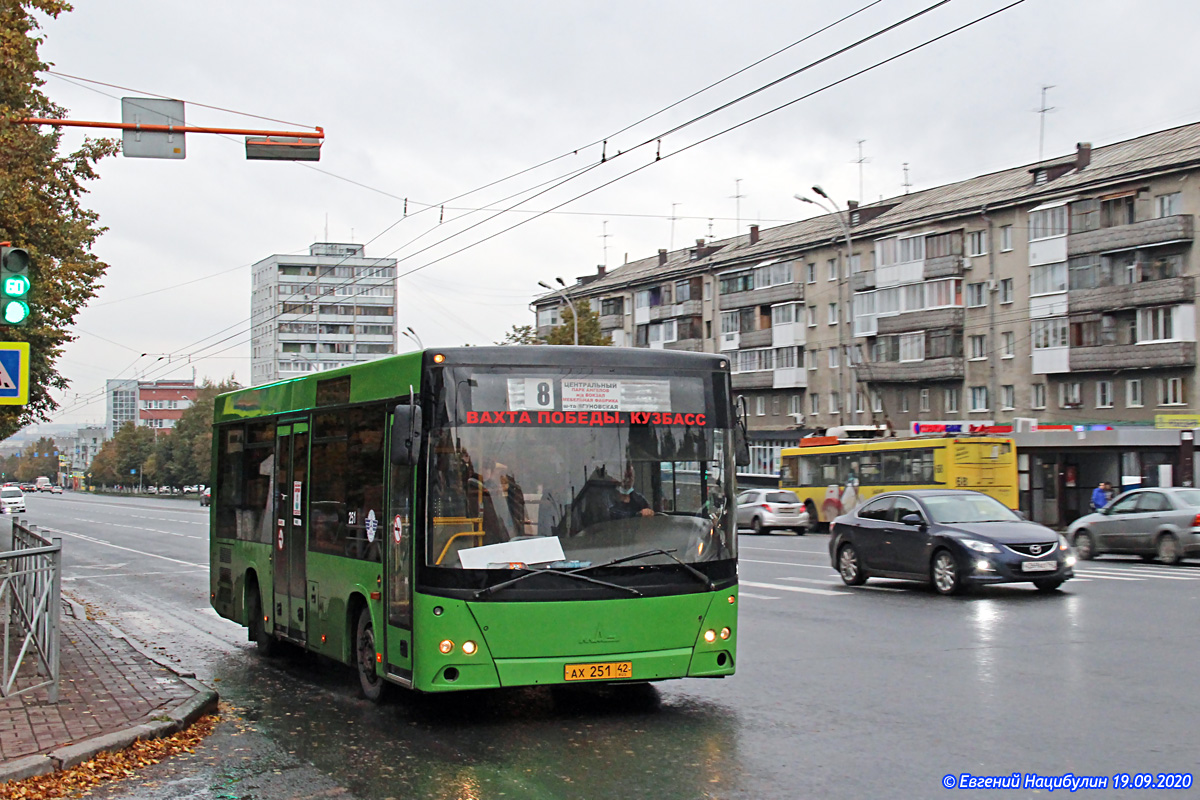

{"left": 31, "top": 0, "right": 1200, "bottom": 427}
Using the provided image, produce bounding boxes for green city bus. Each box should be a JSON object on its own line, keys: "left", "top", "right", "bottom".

{"left": 209, "top": 346, "right": 740, "bottom": 697}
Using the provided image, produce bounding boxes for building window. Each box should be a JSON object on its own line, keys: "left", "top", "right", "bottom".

{"left": 703, "top": 282, "right": 712, "bottom": 301}
{"left": 969, "top": 386, "right": 989, "bottom": 412}
{"left": 755, "top": 396, "right": 766, "bottom": 416}
{"left": 808, "top": 347, "right": 819, "bottom": 370}
{"left": 1029, "top": 205, "right": 1068, "bottom": 240}
{"left": 1158, "top": 377, "right": 1186, "bottom": 406}
{"left": 1032, "top": 383, "right": 1046, "bottom": 409}
{"left": 828, "top": 348, "right": 839, "bottom": 368}
{"left": 1001, "top": 331, "right": 1015, "bottom": 358}
{"left": 899, "top": 332, "right": 925, "bottom": 362}
{"left": 536, "top": 307, "right": 560, "bottom": 327}
{"left": 854, "top": 392, "right": 865, "bottom": 414}
{"left": 900, "top": 392, "right": 910, "bottom": 413}
{"left": 828, "top": 303, "right": 838, "bottom": 325}
{"left": 1058, "top": 382, "right": 1083, "bottom": 408}
{"left": 919, "top": 388, "right": 931, "bottom": 412}
{"left": 827, "top": 259, "right": 838, "bottom": 281}
{"left": 705, "top": 320, "right": 712, "bottom": 339}
{"left": 830, "top": 392, "right": 841, "bottom": 413}
{"left": 966, "top": 231, "right": 987, "bottom": 257}
{"left": 966, "top": 282, "right": 986, "bottom": 307}
{"left": 806, "top": 263, "right": 816, "bottom": 284}
{"left": 770, "top": 395, "right": 780, "bottom": 416}
{"left": 871, "top": 391, "right": 883, "bottom": 413}
{"left": 1001, "top": 385, "right": 1015, "bottom": 410}
{"left": 999, "top": 278, "right": 1013, "bottom": 304}
{"left": 969, "top": 335, "right": 987, "bottom": 360}
{"left": 1126, "top": 379, "right": 1144, "bottom": 408}
{"left": 1156, "top": 192, "right": 1181, "bottom": 218}
{"left": 1137, "top": 306, "right": 1176, "bottom": 342}
{"left": 850, "top": 253, "right": 862, "bottom": 274}
{"left": 1032, "top": 317, "right": 1069, "bottom": 349}
{"left": 944, "top": 388, "right": 959, "bottom": 414}
{"left": 1031, "top": 262, "right": 1068, "bottom": 295}
{"left": 788, "top": 394, "right": 802, "bottom": 416}
{"left": 601, "top": 297, "right": 624, "bottom": 316}
{"left": 1000, "top": 225, "right": 1013, "bottom": 252}
{"left": 807, "top": 306, "right": 817, "bottom": 327}
{"left": 810, "top": 393, "right": 820, "bottom": 414}
{"left": 1096, "top": 380, "right": 1113, "bottom": 409}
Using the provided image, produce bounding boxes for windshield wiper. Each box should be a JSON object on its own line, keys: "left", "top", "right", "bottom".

{"left": 474, "top": 566, "right": 642, "bottom": 599}
{"left": 576, "top": 548, "right": 716, "bottom": 591}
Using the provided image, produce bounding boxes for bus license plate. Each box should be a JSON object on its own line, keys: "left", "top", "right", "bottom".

{"left": 564, "top": 661, "right": 632, "bottom": 681}
{"left": 1021, "top": 560, "right": 1057, "bottom": 572}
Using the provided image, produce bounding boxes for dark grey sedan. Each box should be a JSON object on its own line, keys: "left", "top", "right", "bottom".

{"left": 1067, "top": 487, "right": 1200, "bottom": 565}
{"left": 830, "top": 490, "right": 1075, "bottom": 595}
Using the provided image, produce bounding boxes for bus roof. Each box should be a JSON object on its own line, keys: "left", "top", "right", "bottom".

{"left": 215, "top": 346, "right": 729, "bottom": 424}
{"left": 780, "top": 436, "right": 1015, "bottom": 456}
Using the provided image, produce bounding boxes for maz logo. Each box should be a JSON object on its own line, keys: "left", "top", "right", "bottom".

{"left": 580, "top": 626, "right": 619, "bottom": 644}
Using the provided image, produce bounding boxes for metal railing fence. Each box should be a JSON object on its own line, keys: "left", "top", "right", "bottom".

{"left": 1, "top": 518, "right": 61, "bottom": 701}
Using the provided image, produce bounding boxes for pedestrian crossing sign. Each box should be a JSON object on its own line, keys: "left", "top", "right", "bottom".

{"left": 0, "top": 342, "right": 30, "bottom": 405}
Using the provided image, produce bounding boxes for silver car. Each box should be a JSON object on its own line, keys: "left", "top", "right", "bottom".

{"left": 1, "top": 487, "right": 27, "bottom": 514}
{"left": 1067, "top": 487, "right": 1200, "bottom": 565}
{"left": 736, "top": 489, "right": 810, "bottom": 535}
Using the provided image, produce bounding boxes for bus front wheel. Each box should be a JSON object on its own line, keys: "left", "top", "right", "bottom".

{"left": 356, "top": 607, "right": 388, "bottom": 703}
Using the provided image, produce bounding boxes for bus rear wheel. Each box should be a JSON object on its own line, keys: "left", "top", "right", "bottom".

{"left": 248, "top": 585, "right": 277, "bottom": 657}
{"left": 356, "top": 607, "right": 388, "bottom": 703}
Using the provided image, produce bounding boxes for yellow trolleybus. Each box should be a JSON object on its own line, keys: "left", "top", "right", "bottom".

{"left": 779, "top": 436, "right": 1018, "bottom": 527}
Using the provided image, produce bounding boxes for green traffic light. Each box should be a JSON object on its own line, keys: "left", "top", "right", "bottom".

{"left": 4, "top": 275, "right": 29, "bottom": 297}
{"left": 3, "top": 300, "right": 30, "bottom": 324}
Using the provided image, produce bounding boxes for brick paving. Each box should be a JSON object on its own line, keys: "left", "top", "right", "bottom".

{"left": 0, "top": 603, "right": 195, "bottom": 762}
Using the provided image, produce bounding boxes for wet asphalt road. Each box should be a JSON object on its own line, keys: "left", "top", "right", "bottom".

{"left": 10, "top": 492, "right": 1200, "bottom": 799}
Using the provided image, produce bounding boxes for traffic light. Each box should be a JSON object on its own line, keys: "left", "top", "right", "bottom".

{"left": 0, "top": 244, "right": 31, "bottom": 325}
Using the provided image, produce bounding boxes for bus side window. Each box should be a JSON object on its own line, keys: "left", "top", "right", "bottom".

{"left": 798, "top": 456, "right": 820, "bottom": 485}
{"left": 858, "top": 453, "right": 881, "bottom": 485}
{"left": 882, "top": 451, "right": 905, "bottom": 484}
{"left": 780, "top": 456, "right": 798, "bottom": 486}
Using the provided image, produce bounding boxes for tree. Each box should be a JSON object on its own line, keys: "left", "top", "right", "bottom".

{"left": 14, "top": 435, "right": 58, "bottom": 481}
{"left": 110, "top": 422, "right": 154, "bottom": 487}
{"left": 495, "top": 324, "right": 540, "bottom": 345}
{"left": 164, "top": 377, "right": 239, "bottom": 485}
{"left": 88, "top": 438, "right": 118, "bottom": 486}
{"left": 544, "top": 301, "right": 611, "bottom": 346}
{"left": 0, "top": 1, "right": 121, "bottom": 438}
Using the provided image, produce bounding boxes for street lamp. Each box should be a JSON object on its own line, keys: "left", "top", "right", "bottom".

{"left": 796, "top": 188, "right": 855, "bottom": 422}
{"left": 538, "top": 278, "right": 579, "bottom": 346}
{"left": 402, "top": 327, "right": 423, "bottom": 350}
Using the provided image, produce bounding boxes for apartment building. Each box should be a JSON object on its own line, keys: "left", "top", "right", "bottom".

{"left": 250, "top": 242, "right": 399, "bottom": 385}
{"left": 105, "top": 379, "right": 197, "bottom": 436}
{"left": 533, "top": 122, "right": 1200, "bottom": 501}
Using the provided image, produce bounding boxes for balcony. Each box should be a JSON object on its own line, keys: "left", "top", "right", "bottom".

{"left": 1069, "top": 341, "right": 1196, "bottom": 372}
{"left": 876, "top": 307, "right": 963, "bottom": 335}
{"left": 851, "top": 270, "right": 876, "bottom": 292}
{"left": 662, "top": 338, "right": 702, "bottom": 353}
{"left": 737, "top": 328, "right": 772, "bottom": 349}
{"left": 719, "top": 282, "right": 803, "bottom": 310}
{"left": 598, "top": 313, "right": 624, "bottom": 330}
{"left": 731, "top": 371, "right": 774, "bottom": 390}
{"left": 1068, "top": 276, "right": 1194, "bottom": 313}
{"left": 651, "top": 299, "right": 703, "bottom": 320}
{"left": 858, "top": 357, "right": 964, "bottom": 383}
{"left": 1068, "top": 215, "right": 1194, "bottom": 256}
{"left": 923, "top": 254, "right": 965, "bottom": 279}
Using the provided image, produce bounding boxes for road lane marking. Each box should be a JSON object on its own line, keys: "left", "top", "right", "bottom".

{"left": 39, "top": 526, "right": 206, "bottom": 568}
{"left": 741, "top": 558, "right": 833, "bottom": 570}
{"left": 738, "top": 592, "right": 779, "bottom": 600}
{"left": 780, "top": 575, "right": 841, "bottom": 586}
{"left": 741, "top": 546, "right": 828, "bottom": 555}
{"left": 71, "top": 516, "right": 187, "bottom": 537}
{"left": 33, "top": 495, "right": 207, "bottom": 515}
{"left": 1067, "top": 572, "right": 1142, "bottom": 581}
{"left": 1078, "top": 567, "right": 1194, "bottom": 581}
{"left": 740, "top": 580, "right": 845, "bottom": 597}
{"left": 64, "top": 568, "right": 204, "bottom": 582}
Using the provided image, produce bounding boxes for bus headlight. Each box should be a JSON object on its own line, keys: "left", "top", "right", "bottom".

{"left": 439, "top": 639, "right": 454, "bottom": 654}
{"left": 461, "top": 640, "right": 477, "bottom": 655}
{"left": 703, "top": 629, "right": 716, "bottom": 643}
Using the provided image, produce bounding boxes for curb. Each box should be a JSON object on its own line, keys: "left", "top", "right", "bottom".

{"left": 0, "top": 616, "right": 219, "bottom": 786}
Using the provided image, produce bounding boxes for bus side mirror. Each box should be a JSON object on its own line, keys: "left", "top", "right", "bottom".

{"left": 391, "top": 404, "right": 423, "bottom": 465}
{"left": 733, "top": 395, "right": 751, "bottom": 467}
{"left": 733, "top": 420, "right": 751, "bottom": 467}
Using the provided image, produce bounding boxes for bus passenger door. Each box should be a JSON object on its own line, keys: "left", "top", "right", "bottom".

{"left": 384, "top": 455, "right": 415, "bottom": 683}
{"left": 273, "top": 420, "right": 310, "bottom": 643}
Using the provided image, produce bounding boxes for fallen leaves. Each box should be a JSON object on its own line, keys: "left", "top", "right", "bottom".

{"left": 2, "top": 711, "right": 219, "bottom": 799}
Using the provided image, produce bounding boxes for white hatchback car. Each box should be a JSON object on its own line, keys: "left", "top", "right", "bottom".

{"left": 1, "top": 486, "right": 28, "bottom": 514}
{"left": 736, "top": 489, "right": 810, "bottom": 535}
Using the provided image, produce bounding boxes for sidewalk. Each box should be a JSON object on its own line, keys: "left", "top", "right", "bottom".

{"left": 0, "top": 599, "right": 217, "bottom": 784}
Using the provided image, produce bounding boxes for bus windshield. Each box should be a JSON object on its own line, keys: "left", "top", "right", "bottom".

{"left": 425, "top": 366, "right": 736, "bottom": 570}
